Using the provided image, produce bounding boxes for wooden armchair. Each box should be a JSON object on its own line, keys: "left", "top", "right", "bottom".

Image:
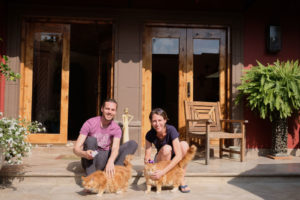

{"left": 184, "top": 101, "right": 248, "bottom": 165}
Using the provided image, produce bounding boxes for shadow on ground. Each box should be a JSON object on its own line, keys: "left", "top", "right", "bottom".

{"left": 67, "top": 161, "right": 84, "bottom": 186}
{"left": 228, "top": 163, "right": 300, "bottom": 200}
{"left": 0, "top": 164, "right": 27, "bottom": 189}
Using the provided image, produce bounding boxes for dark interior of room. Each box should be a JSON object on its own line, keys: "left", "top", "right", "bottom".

{"left": 68, "top": 23, "right": 112, "bottom": 140}
{"left": 152, "top": 54, "right": 179, "bottom": 129}
{"left": 193, "top": 53, "right": 219, "bottom": 102}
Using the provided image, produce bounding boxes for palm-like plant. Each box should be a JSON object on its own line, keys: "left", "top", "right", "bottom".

{"left": 236, "top": 60, "right": 300, "bottom": 156}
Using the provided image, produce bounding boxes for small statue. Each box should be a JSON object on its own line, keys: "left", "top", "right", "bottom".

{"left": 122, "top": 107, "right": 133, "bottom": 144}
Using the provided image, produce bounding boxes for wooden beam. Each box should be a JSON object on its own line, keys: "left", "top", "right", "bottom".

{"left": 142, "top": 26, "right": 152, "bottom": 147}
{"left": 23, "top": 16, "right": 113, "bottom": 25}
{"left": 19, "top": 20, "right": 27, "bottom": 117}
{"left": 59, "top": 24, "right": 71, "bottom": 144}
{"left": 23, "top": 23, "right": 34, "bottom": 121}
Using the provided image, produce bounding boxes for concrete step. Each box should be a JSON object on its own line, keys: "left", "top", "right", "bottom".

{"left": 1, "top": 145, "right": 300, "bottom": 179}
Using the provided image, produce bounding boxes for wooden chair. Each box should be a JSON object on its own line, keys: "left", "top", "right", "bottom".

{"left": 184, "top": 101, "right": 248, "bottom": 165}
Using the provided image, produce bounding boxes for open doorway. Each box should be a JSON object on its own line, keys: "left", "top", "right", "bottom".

{"left": 68, "top": 23, "right": 113, "bottom": 140}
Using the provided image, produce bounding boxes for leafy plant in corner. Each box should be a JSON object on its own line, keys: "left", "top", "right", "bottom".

{"left": 236, "top": 60, "right": 300, "bottom": 156}
{"left": 0, "top": 37, "right": 20, "bottom": 81}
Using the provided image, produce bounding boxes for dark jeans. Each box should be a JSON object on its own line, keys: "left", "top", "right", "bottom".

{"left": 81, "top": 136, "right": 138, "bottom": 175}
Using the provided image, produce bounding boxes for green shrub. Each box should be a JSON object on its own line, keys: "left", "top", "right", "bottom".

{"left": 0, "top": 113, "right": 45, "bottom": 164}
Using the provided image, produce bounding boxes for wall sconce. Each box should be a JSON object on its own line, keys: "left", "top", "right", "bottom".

{"left": 267, "top": 25, "right": 281, "bottom": 53}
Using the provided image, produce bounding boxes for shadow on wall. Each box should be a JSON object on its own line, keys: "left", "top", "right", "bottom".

{"left": 228, "top": 163, "right": 300, "bottom": 200}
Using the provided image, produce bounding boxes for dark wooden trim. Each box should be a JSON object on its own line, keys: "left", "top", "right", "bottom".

{"left": 145, "top": 22, "right": 229, "bottom": 29}
{"left": 22, "top": 16, "right": 114, "bottom": 24}
{"left": 141, "top": 25, "right": 152, "bottom": 147}
{"left": 226, "top": 27, "right": 232, "bottom": 120}
{"left": 109, "top": 23, "right": 116, "bottom": 99}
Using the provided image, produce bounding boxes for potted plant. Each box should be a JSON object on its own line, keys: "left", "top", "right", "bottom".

{"left": 0, "top": 113, "right": 45, "bottom": 168}
{"left": 236, "top": 60, "right": 300, "bottom": 157}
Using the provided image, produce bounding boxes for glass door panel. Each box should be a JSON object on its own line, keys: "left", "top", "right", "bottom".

{"left": 152, "top": 38, "right": 179, "bottom": 128}
{"left": 142, "top": 27, "right": 186, "bottom": 141}
{"left": 32, "top": 32, "right": 63, "bottom": 133}
{"left": 22, "top": 23, "right": 70, "bottom": 143}
{"left": 193, "top": 39, "right": 220, "bottom": 101}
{"left": 187, "top": 28, "right": 228, "bottom": 118}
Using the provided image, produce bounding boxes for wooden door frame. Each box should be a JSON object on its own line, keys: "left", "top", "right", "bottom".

{"left": 142, "top": 27, "right": 186, "bottom": 147}
{"left": 186, "top": 28, "right": 229, "bottom": 117}
{"left": 142, "top": 24, "right": 231, "bottom": 146}
{"left": 20, "top": 17, "right": 115, "bottom": 144}
{"left": 20, "top": 22, "right": 70, "bottom": 144}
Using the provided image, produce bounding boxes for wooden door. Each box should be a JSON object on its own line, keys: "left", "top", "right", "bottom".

{"left": 142, "top": 27, "right": 186, "bottom": 145}
{"left": 20, "top": 23, "right": 70, "bottom": 144}
{"left": 187, "top": 28, "right": 229, "bottom": 145}
{"left": 187, "top": 28, "right": 229, "bottom": 118}
{"left": 142, "top": 26, "right": 230, "bottom": 145}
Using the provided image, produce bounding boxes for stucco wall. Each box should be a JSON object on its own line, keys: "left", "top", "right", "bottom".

{"left": 114, "top": 15, "right": 143, "bottom": 154}
{"left": 4, "top": 13, "right": 21, "bottom": 118}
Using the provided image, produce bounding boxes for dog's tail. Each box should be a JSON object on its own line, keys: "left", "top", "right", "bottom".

{"left": 178, "top": 145, "right": 197, "bottom": 168}
{"left": 123, "top": 154, "right": 134, "bottom": 169}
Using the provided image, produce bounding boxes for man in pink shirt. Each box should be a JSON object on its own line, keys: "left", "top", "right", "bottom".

{"left": 73, "top": 99, "right": 138, "bottom": 177}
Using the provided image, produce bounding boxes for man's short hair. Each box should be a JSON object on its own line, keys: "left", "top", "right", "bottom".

{"left": 101, "top": 98, "right": 118, "bottom": 108}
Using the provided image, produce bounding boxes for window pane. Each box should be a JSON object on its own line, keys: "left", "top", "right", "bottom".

{"left": 193, "top": 39, "right": 220, "bottom": 101}
{"left": 152, "top": 38, "right": 179, "bottom": 55}
{"left": 193, "top": 39, "right": 219, "bottom": 55}
{"left": 31, "top": 32, "right": 63, "bottom": 133}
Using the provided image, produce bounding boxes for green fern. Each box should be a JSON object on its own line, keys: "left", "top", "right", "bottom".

{"left": 236, "top": 60, "right": 300, "bottom": 121}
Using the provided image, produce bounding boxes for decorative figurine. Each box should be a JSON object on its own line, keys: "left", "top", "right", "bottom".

{"left": 122, "top": 107, "right": 133, "bottom": 143}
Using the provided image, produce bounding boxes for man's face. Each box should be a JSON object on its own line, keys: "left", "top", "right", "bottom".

{"left": 101, "top": 102, "right": 117, "bottom": 121}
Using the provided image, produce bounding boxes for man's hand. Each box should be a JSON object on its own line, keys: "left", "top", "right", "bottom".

{"left": 150, "top": 170, "right": 164, "bottom": 180}
{"left": 85, "top": 150, "right": 94, "bottom": 160}
{"left": 105, "top": 161, "right": 115, "bottom": 178}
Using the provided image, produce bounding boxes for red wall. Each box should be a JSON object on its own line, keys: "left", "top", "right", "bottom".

{"left": 0, "top": 1, "right": 6, "bottom": 113}
{"left": 243, "top": 1, "right": 300, "bottom": 149}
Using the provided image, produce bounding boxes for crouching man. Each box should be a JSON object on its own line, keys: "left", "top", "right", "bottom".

{"left": 73, "top": 99, "right": 138, "bottom": 177}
